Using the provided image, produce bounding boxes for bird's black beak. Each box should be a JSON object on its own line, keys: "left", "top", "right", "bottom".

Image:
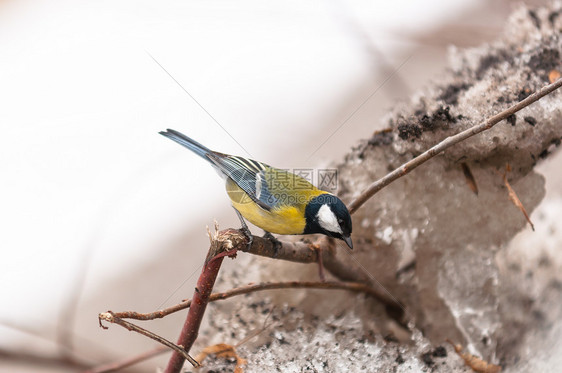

{"left": 343, "top": 235, "right": 353, "bottom": 250}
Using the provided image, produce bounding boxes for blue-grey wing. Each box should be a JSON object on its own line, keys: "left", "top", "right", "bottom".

{"left": 206, "top": 153, "right": 280, "bottom": 211}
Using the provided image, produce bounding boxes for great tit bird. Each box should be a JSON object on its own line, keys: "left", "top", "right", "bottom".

{"left": 160, "top": 129, "right": 353, "bottom": 249}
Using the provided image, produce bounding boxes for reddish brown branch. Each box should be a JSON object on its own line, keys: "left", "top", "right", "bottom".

{"left": 164, "top": 226, "right": 242, "bottom": 373}
{"left": 164, "top": 257, "right": 222, "bottom": 372}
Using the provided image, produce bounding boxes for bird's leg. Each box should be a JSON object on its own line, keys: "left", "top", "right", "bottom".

{"left": 233, "top": 208, "right": 253, "bottom": 250}
{"left": 263, "top": 231, "right": 282, "bottom": 258}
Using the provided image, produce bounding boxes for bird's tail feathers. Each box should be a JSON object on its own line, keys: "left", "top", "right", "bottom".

{"left": 159, "top": 129, "right": 212, "bottom": 159}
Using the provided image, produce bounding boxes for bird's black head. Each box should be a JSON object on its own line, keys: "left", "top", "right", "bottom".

{"left": 304, "top": 194, "right": 353, "bottom": 249}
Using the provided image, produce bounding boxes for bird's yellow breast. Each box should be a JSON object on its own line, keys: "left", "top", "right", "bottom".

{"left": 225, "top": 178, "right": 323, "bottom": 235}
{"left": 230, "top": 198, "right": 306, "bottom": 235}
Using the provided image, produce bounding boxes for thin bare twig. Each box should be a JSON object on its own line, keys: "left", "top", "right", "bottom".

{"left": 347, "top": 78, "right": 562, "bottom": 215}
{"left": 205, "top": 279, "right": 400, "bottom": 315}
{"left": 89, "top": 302, "right": 275, "bottom": 373}
{"left": 83, "top": 346, "right": 168, "bottom": 373}
{"left": 110, "top": 280, "right": 396, "bottom": 321}
{"left": 98, "top": 312, "right": 199, "bottom": 367}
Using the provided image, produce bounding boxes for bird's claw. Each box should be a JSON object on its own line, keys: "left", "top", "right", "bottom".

{"left": 233, "top": 207, "right": 253, "bottom": 251}
{"left": 263, "top": 232, "right": 282, "bottom": 257}
{"left": 241, "top": 226, "right": 253, "bottom": 250}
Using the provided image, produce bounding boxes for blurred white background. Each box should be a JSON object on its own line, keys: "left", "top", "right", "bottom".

{"left": 0, "top": 0, "right": 522, "bottom": 371}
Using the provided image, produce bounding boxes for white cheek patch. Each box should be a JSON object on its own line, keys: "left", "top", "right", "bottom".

{"left": 317, "top": 204, "right": 343, "bottom": 234}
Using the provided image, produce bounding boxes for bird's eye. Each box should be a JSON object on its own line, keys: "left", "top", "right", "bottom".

{"left": 337, "top": 218, "right": 343, "bottom": 225}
